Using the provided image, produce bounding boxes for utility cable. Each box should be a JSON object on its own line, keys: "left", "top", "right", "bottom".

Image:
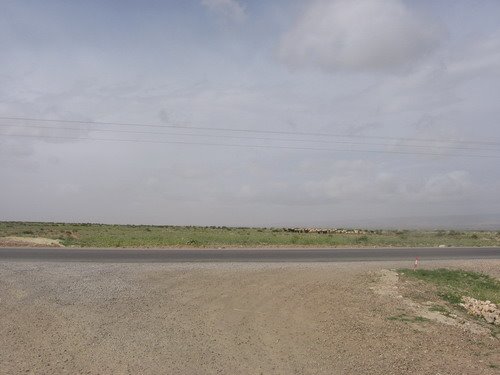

{"left": 0, "top": 123, "right": 497, "bottom": 152}
{"left": 1, "top": 115, "right": 498, "bottom": 146}
{"left": 2, "top": 132, "right": 499, "bottom": 159}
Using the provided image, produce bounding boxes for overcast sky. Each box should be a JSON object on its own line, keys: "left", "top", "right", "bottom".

{"left": 1, "top": 0, "right": 500, "bottom": 228}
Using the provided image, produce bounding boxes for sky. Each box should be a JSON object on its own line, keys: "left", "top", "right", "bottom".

{"left": 1, "top": 0, "right": 500, "bottom": 228}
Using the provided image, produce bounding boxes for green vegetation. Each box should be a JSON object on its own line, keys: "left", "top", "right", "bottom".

{"left": 1, "top": 221, "right": 500, "bottom": 248}
{"left": 399, "top": 268, "right": 500, "bottom": 305}
{"left": 387, "top": 314, "right": 430, "bottom": 323}
{"left": 428, "top": 304, "right": 452, "bottom": 316}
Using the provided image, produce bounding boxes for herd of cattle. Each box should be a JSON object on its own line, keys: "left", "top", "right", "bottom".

{"left": 283, "top": 228, "right": 374, "bottom": 234}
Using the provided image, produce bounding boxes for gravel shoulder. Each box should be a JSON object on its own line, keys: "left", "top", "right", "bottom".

{"left": 1, "top": 260, "right": 499, "bottom": 374}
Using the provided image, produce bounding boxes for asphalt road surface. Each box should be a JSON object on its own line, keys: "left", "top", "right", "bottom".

{"left": 0, "top": 247, "right": 499, "bottom": 262}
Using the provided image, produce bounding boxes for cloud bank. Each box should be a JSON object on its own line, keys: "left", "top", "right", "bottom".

{"left": 278, "top": 0, "right": 444, "bottom": 72}
{"left": 201, "top": 0, "right": 246, "bottom": 22}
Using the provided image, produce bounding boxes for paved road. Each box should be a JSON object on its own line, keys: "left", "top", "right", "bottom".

{"left": 0, "top": 247, "right": 499, "bottom": 263}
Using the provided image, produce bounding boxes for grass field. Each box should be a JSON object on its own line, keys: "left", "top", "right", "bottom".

{"left": 400, "top": 268, "right": 500, "bottom": 304}
{"left": 1, "top": 221, "right": 499, "bottom": 248}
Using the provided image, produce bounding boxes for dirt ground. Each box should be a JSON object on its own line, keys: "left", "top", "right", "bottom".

{"left": 0, "top": 236, "right": 63, "bottom": 247}
{"left": 1, "top": 260, "right": 499, "bottom": 375}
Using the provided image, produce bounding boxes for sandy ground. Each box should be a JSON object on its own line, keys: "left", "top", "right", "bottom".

{"left": 0, "top": 237, "right": 63, "bottom": 247}
{"left": 0, "top": 260, "right": 499, "bottom": 375}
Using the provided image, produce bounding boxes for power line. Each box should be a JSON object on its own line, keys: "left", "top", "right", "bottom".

{"left": 2, "top": 132, "right": 499, "bottom": 159}
{"left": 1, "top": 115, "right": 498, "bottom": 146}
{"left": 1, "top": 123, "right": 497, "bottom": 152}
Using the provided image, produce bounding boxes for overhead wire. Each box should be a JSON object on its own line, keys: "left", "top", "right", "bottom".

{"left": 2, "top": 132, "right": 499, "bottom": 159}
{"left": 0, "top": 122, "right": 497, "bottom": 152}
{"left": 1, "top": 115, "right": 499, "bottom": 146}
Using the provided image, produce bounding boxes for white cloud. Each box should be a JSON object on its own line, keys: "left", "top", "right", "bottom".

{"left": 303, "top": 161, "right": 477, "bottom": 205}
{"left": 422, "top": 171, "right": 473, "bottom": 199}
{"left": 447, "top": 33, "right": 500, "bottom": 79}
{"left": 278, "top": 0, "right": 444, "bottom": 72}
{"left": 201, "top": 0, "right": 246, "bottom": 22}
{"left": 304, "top": 160, "right": 400, "bottom": 202}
